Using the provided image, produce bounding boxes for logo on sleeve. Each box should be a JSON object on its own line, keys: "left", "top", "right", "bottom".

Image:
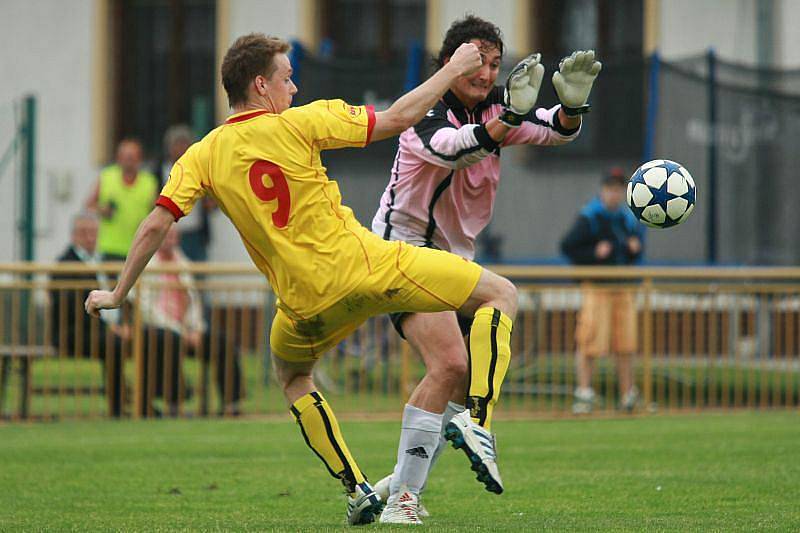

{"left": 346, "top": 104, "right": 362, "bottom": 118}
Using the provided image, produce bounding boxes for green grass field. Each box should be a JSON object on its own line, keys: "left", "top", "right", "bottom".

{"left": 1, "top": 412, "right": 798, "bottom": 531}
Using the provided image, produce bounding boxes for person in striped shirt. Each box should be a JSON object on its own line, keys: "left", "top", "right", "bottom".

{"left": 371, "top": 16, "right": 601, "bottom": 523}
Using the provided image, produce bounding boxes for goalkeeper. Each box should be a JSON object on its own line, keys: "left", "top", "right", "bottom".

{"left": 371, "top": 16, "right": 601, "bottom": 524}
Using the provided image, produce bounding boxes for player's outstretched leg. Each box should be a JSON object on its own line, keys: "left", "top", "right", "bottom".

{"left": 446, "top": 268, "right": 517, "bottom": 494}
{"left": 273, "top": 354, "right": 383, "bottom": 525}
{"left": 375, "top": 397, "right": 464, "bottom": 519}
{"left": 379, "top": 311, "right": 467, "bottom": 524}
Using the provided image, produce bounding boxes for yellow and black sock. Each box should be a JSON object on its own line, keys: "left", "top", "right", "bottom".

{"left": 466, "top": 307, "right": 513, "bottom": 431}
{"left": 290, "top": 391, "right": 366, "bottom": 494}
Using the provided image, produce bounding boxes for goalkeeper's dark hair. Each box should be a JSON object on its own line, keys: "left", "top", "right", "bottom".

{"left": 435, "top": 15, "right": 504, "bottom": 69}
{"left": 221, "top": 33, "right": 291, "bottom": 107}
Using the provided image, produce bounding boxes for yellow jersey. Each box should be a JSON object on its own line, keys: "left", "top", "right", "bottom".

{"left": 157, "top": 99, "right": 380, "bottom": 319}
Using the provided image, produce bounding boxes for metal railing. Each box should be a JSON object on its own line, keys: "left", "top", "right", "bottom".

{"left": 1, "top": 263, "right": 798, "bottom": 421}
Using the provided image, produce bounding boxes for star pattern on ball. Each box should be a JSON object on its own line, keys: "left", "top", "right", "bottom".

{"left": 649, "top": 173, "right": 675, "bottom": 213}
{"left": 656, "top": 160, "right": 682, "bottom": 175}
{"left": 626, "top": 159, "right": 697, "bottom": 229}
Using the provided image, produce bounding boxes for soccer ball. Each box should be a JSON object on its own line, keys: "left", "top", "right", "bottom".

{"left": 626, "top": 159, "right": 696, "bottom": 228}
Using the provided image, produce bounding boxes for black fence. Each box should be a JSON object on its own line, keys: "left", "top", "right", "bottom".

{"left": 288, "top": 46, "right": 800, "bottom": 266}
{"left": 651, "top": 54, "right": 800, "bottom": 265}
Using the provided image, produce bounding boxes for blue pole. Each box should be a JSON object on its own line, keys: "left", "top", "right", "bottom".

{"left": 707, "top": 49, "right": 717, "bottom": 264}
{"left": 643, "top": 51, "right": 661, "bottom": 161}
{"left": 289, "top": 39, "right": 305, "bottom": 89}
{"left": 403, "top": 40, "right": 424, "bottom": 92}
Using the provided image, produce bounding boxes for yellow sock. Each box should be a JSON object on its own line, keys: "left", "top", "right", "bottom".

{"left": 466, "top": 308, "right": 513, "bottom": 431}
{"left": 290, "top": 391, "right": 366, "bottom": 493}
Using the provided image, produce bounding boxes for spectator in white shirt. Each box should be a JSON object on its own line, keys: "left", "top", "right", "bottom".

{"left": 138, "top": 227, "right": 242, "bottom": 417}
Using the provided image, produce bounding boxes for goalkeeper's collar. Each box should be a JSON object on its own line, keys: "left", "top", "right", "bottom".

{"left": 441, "top": 87, "right": 504, "bottom": 125}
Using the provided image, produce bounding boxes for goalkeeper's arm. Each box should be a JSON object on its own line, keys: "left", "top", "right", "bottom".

{"left": 556, "top": 107, "right": 581, "bottom": 131}
{"left": 370, "top": 43, "right": 481, "bottom": 142}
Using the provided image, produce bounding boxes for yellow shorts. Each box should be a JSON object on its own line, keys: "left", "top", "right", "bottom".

{"left": 575, "top": 285, "right": 638, "bottom": 357}
{"left": 270, "top": 240, "right": 482, "bottom": 362}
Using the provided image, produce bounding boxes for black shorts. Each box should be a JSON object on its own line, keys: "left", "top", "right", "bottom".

{"left": 389, "top": 310, "right": 474, "bottom": 339}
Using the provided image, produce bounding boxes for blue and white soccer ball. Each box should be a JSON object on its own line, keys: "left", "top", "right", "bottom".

{"left": 626, "top": 159, "right": 696, "bottom": 228}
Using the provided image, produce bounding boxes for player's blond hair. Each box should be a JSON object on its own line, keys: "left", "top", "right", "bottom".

{"left": 221, "top": 33, "right": 291, "bottom": 107}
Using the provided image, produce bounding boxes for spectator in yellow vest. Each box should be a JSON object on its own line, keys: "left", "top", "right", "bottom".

{"left": 86, "top": 138, "right": 158, "bottom": 260}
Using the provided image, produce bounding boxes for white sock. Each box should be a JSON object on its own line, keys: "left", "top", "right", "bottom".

{"left": 420, "top": 401, "right": 465, "bottom": 492}
{"left": 389, "top": 404, "right": 443, "bottom": 496}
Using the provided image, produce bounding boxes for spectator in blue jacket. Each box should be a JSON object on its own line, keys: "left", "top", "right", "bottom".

{"left": 561, "top": 168, "right": 644, "bottom": 413}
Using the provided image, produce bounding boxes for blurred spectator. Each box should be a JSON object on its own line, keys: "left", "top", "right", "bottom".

{"left": 138, "top": 227, "right": 242, "bottom": 416}
{"left": 50, "top": 213, "right": 128, "bottom": 417}
{"left": 155, "top": 125, "right": 215, "bottom": 261}
{"left": 560, "top": 168, "right": 644, "bottom": 414}
{"left": 86, "top": 138, "right": 158, "bottom": 260}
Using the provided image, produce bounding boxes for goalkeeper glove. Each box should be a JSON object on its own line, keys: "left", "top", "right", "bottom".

{"left": 552, "top": 50, "right": 602, "bottom": 116}
{"left": 499, "top": 53, "right": 545, "bottom": 127}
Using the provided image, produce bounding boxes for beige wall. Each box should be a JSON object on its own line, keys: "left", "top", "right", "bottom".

{"left": 657, "top": 0, "right": 758, "bottom": 62}
{"left": 0, "top": 0, "right": 97, "bottom": 261}
{"left": 656, "top": 0, "right": 800, "bottom": 67}
{"left": 428, "top": 0, "right": 529, "bottom": 56}
{"left": 774, "top": 0, "right": 800, "bottom": 67}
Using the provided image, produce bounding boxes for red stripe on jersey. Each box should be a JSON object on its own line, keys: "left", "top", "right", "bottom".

{"left": 156, "top": 195, "right": 185, "bottom": 220}
{"left": 365, "top": 105, "right": 376, "bottom": 145}
{"left": 225, "top": 110, "right": 268, "bottom": 124}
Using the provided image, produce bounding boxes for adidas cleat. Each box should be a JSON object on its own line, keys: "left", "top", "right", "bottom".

{"left": 379, "top": 488, "right": 422, "bottom": 525}
{"left": 346, "top": 481, "right": 384, "bottom": 525}
{"left": 444, "top": 410, "right": 504, "bottom": 494}
{"left": 373, "top": 473, "right": 430, "bottom": 518}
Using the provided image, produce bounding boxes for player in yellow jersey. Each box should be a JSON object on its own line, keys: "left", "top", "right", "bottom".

{"left": 85, "top": 33, "right": 518, "bottom": 525}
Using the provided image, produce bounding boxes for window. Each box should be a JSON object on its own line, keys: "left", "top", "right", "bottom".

{"left": 320, "top": 0, "right": 426, "bottom": 61}
{"left": 531, "top": 0, "right": 645, "bottom": 158}
{"left": 112, "top": 0, "right": 216, "bottom": 158}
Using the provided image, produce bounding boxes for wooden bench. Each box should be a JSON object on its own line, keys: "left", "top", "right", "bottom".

{"left": 0, "top": 344, "right": 54, "bottom": 419}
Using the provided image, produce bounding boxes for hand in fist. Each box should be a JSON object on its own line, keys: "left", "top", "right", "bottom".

{"left": 84, "top": 290, "right": 122, "bottom": 318}
{"left": 449, "top": 42, "right": 483, "bottom": 77}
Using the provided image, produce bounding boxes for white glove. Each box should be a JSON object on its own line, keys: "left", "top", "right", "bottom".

{"left": 552, "top": 50, "right": 602, "bottom": 116}
{"left": 500, "top": 53, "right": 545, "bottom": 127}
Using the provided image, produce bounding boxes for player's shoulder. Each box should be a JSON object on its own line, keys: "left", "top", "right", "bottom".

{"left": 182, "top": 135, "right": 210, "bottom": 160}
{"left": 278, "top": 100, "right": 317, "bottom": 127}
{"left": 282, "top": 100, "right": 368, "bottom": 144}
{"left": 283, "top": 99, "right": 360, "bottom": 121}
{"left": 424, "top": 99, "right": 451, "bottom": 119}
{"left": 175, "top": 130, "right": 218, "bottom": 169}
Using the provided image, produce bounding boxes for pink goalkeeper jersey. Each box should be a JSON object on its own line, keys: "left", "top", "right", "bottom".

{"left": 372, "top": 88, "right": 580, "bottom": 260}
